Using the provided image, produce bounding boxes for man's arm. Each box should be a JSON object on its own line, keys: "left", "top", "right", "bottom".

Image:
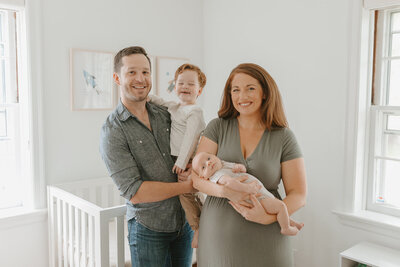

{"left": 100, "top": 123, "right": 193, "bottom": 205}
{"left": 130, "top": 180, "right": 194, "bottom": 204}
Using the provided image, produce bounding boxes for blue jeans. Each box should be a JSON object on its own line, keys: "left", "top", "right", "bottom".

{"left": 127, "top": 218, "right": 193, "bottom": 267}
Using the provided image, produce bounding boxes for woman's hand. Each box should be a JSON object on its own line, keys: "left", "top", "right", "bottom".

{"left": 229, "top": 195, "right": 276, "bottom": 225}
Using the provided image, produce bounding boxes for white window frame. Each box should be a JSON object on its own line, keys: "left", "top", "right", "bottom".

{"left": 0, "top": 0, "right": 45, "bottom": 223}
{"left": 335, "top": 0, "right": 400, "bottom": 238}
{"left": 366, "top": 8, "right": 400, "bottom": 217}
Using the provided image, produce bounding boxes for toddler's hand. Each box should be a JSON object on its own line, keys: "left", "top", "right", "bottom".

{"left": 172, "top": 165, "right": 184, "bottom": 174}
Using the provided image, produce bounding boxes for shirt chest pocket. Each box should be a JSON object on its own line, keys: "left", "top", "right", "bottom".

{"left": 128, "top": 137, "right": 159, "bottom": 167}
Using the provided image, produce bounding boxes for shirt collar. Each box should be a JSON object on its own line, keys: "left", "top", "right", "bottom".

{"left": 116, "top": 100, "right": 159, "bottom": 122}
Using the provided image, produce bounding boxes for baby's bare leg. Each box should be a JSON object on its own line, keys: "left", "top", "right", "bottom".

{"left": 219, "top": 175, "right": 261, "bottom": 194}
{"left": 260, "top": 198, "right": 300, "bottom": 236}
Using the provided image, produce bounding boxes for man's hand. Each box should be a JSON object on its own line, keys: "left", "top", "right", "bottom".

{"left": 178, "top": 164, "right": 196, "bottom": 193}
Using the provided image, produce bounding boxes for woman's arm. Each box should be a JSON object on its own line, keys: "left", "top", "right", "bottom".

{"left": 229, "top": 157, "right": 307, "bottom": 225}
{"left": 281, "top": 157, "right": 307, "bottom": 215}
{"left": 192, "top": 136, "right": 250, "bottom": 202}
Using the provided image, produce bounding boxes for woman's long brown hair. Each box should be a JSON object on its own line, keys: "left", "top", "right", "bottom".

{"left": 218, "top": 63, "right": 288, "bottom": 131}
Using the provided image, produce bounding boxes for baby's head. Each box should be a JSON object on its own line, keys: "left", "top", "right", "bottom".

{"left": 192, "top": 152, "right": 223, "bottom": 179}
{"left": 174, "top": 64, "right": 206, "bottom": 105}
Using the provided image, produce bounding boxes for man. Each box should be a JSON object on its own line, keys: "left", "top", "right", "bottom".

{"left": 100, "top": 46, "right": 194, "bottom": 267}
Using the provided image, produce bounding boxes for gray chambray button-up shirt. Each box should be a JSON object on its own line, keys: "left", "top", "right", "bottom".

{"left": 100, "top": 100, "right": 185, "bottom": 232}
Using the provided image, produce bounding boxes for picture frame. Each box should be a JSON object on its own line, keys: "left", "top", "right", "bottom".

{"left": 156, "top": 56, "right": 189, "bottom": 102}
{"left": 70, "top": 48, "right": 114, "bottom": 110}
{"left": 148, "top": 55, "right": 157, "bottom": 95}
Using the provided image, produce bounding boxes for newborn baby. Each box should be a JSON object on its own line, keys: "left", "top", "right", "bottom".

{"left": 192, "top": 151, "right": 304, "bottom": 236}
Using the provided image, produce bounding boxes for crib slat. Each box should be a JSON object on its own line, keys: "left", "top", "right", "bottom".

{"left": 63, "top": 201, "right": 68, "bottom": 267}
{"left": 95, "top": 214, "right": 109, "bottom": 267}
{"left": 75, "top": 208, "right": 80, "bottom": 267}
{"left": 88, "top": 215, "right": 94, "bottom": 267}
{"left": 115, "top": 216, "right": 125, "bottom": 267}
{"left": 69, "top": 204, "right": 75, "bottom": 267}
{"left": 57, "top": 198, "right": 62, "bottom": 267}
{"left": 48, "top": 194, "right": 56, "bottom": 267}
{"left": 81, "top": 211, "right": 87, "bottom": 267}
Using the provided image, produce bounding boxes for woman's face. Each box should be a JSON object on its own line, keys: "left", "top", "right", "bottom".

{"left": 230, "top": 73, "right": 264, "bottom": 117}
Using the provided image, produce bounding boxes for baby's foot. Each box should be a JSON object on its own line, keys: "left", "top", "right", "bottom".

{"left": 281, "top": 226, "right": 299, "bottom": 236}
{"left": 290, "top": 219, "right": 304, "bottom": 231}
{"left": 191, "top": 229, "right": 199, "bottom": 248}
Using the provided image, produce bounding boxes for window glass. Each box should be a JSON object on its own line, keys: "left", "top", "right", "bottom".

{"left": 387, "top": 59, "right": 400, "bottom": 105}
{"left": 391, "top": 33, "right": 400, "bottom": 57}
{"left": 375, "top": 159, "right": 400, "bottom": 207}
{"left": 393, "top": 12, "right": 400, "bottom": 32}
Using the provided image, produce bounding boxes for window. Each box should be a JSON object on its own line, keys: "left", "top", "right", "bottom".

{"left": 367, "top": 8, "right": 400, "bottom": 217}
{"left": 0, "top": 7, "right": 31, "bottom": 211}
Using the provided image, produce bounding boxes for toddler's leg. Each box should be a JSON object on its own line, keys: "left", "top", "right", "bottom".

{"left": 191, "top": 229, "right": 199, "bottom": 248}
{"left": 260, "top": 198, "right": 300, "bottom": 236}
{"left": 179, "top": 194, "right": 202, "bottom": 231}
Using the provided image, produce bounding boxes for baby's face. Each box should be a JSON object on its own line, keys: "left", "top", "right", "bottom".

{"left": 175, "top": 70, "right": 203, "bottom": 105}
{"left": 193, "top": 152, "right": 222, "bottom": 179}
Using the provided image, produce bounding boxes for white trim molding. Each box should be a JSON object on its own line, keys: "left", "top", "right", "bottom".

{"left": 0, "top": 0, "right": 24, "bottom": 10}
{"left": 364, "top": 0, "right": 400, "bottom": 9}
{"left": 333, "top": 210, "right": 400, "bottom": 240}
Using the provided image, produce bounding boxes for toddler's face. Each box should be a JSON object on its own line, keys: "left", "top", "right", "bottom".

{"left": 175, "top": 70, "right": 203, "bottom": 105}
{"left": 193, "top": 152, "right": 222, "bottom": 179}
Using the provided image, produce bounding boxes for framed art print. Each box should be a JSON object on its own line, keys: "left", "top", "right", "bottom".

{"left": 70, "top": 48, "right": 114, "bottom": 110}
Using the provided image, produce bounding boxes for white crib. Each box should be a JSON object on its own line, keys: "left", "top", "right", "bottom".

{"left": 47, "top": 177, "right": 130, "bottom": 267}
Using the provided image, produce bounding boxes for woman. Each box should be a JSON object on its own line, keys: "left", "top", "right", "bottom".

{"left": 192, "top": 63, "right": 307, "bottom": 267}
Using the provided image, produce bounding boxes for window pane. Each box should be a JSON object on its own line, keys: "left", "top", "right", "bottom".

{"left": 391, "top": 33, "right": 400, "bottom": 57}
{"left": 0, "top": 13, "right": 3, "bottom": 42}
{"left": 0, "top": 59, "right": 5, "bottom": 104}
{"left": 0, "top": 108, "right": 6, "bottom": 137}
{"left": 393, "top": 12, "right": 400, "bottom": 32}
{"left": 387, "top": 114, "right": 400, "bottom": 131}
{"left": 0, "top": 107, "right": 22, "bottom": 209}
{"left": 382, "top": 134, "right": 400, "bottom": 158}
{"left": 387, "top": 59, "right": 400, "bottom": 105}
{"left": 375, "top": 159, "right": 400, "bottom": 208}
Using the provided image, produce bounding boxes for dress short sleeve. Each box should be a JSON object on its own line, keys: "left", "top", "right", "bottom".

{"left": 281, "top": 128, "right": 303, "bottom": 163}
{"left": 203, "top": 118, "right": 221, "bottom": 143}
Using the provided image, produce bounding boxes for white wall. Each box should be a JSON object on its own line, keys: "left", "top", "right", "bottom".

{"left": 42, "top": 0, "right": 204, "bottom": 185}
{"left": 202, "top": 0, "right": 400, "bottom": 266}
{"left": 3, "top": 1, "right": 400, "bottom": 266}
{"left": 0, "top": 0, "right": 203, "bottom": 266}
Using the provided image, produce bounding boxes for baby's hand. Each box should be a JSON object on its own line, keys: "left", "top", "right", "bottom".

{"left": 172, "top": 165, "right": 184, "bottom": 174}
{"left": 232, "top": 163, "right": 246, "bottom": 173}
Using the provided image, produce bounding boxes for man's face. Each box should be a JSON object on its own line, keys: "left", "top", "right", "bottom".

{"left": 114, "top": 54, "right": 152, "bottom": 103}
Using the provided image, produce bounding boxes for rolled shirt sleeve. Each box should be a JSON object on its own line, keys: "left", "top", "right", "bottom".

{"left": 100, "top": 124, "right": 143, "bottom": 200}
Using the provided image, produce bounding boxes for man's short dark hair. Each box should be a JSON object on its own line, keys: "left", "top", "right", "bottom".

{"left": 114, "top": 46, "right": 151, "bottom": 73}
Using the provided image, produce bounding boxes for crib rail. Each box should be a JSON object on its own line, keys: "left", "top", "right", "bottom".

{"left": 47, "top": 177, "right": 127, "bottom": 267}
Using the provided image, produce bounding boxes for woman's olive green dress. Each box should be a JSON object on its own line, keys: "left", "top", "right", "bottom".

{"left": 197, "top": 118, "right": 302, "bottom": 267}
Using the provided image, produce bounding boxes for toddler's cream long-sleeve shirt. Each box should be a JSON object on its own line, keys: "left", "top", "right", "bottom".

{"left": 149, "top": 95, "right": 206, "bottom": 169}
